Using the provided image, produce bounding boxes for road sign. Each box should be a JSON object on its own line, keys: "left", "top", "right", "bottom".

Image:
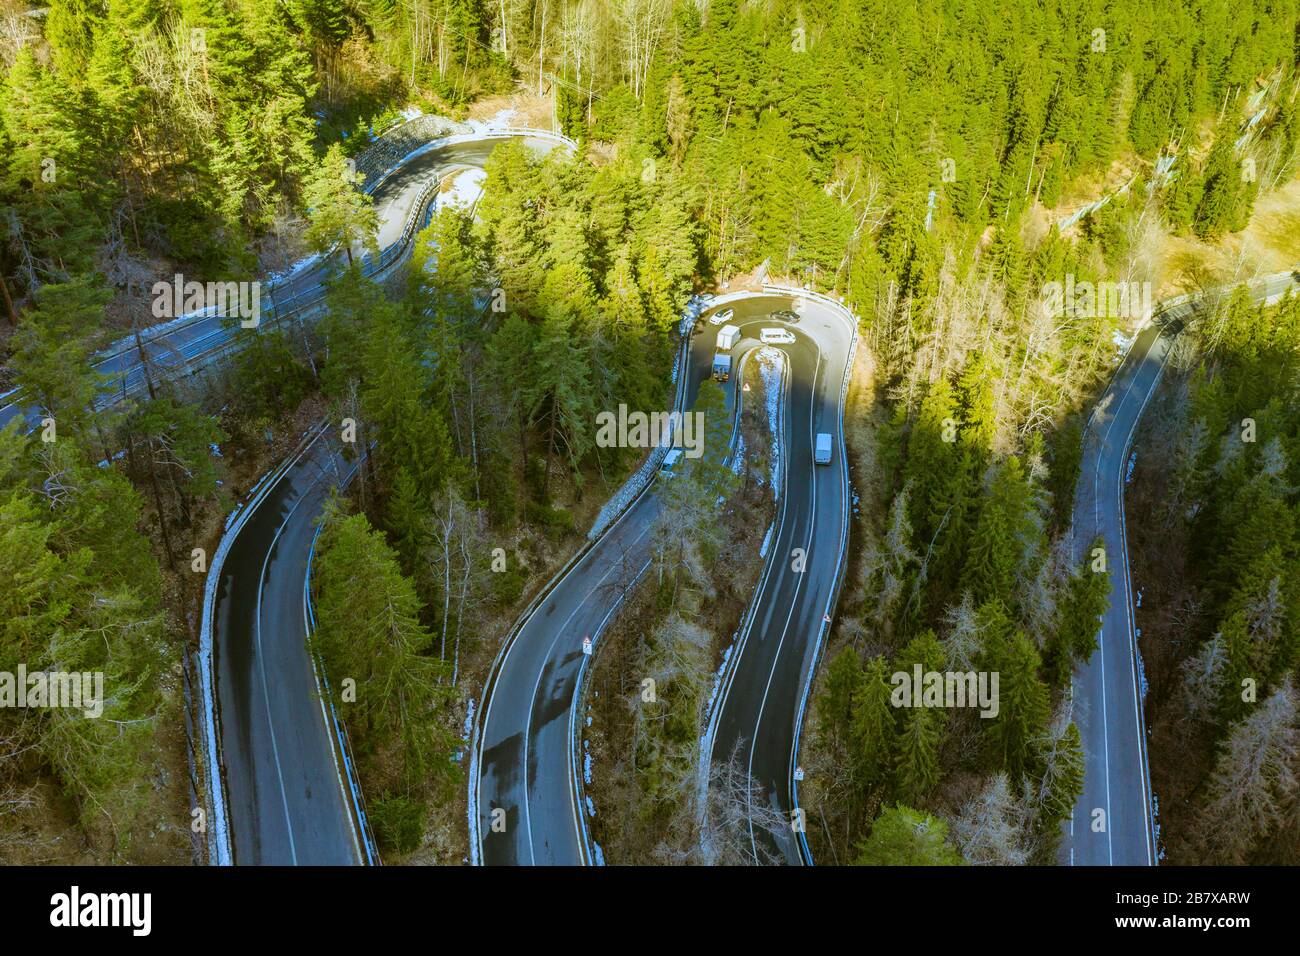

{"left": 582, "top": 636, "right": 592, "bottom": 656}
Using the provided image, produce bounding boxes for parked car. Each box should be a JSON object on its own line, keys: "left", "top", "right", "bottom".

{"left": 772, "top": 308, "right": 800, "bottom": 324}
{"left": 709, "top": 307, "right": 735, "bottom": 325}
{"left": 759, "top": 328, "right": 797, "bottom": 345}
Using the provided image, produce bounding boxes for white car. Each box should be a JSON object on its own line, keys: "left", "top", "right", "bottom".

{"left": 759, "top": 327, "right": 796, "bottom": 345}
{"left": 708, "top": 308, "right": 735, "bottom": 325}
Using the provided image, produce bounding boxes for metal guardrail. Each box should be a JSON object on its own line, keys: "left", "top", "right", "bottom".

{"left": 305, "top": 493, "right": 382, "bottom": 866}
{"left": 191, "top": 123, "right": 576, "bottom": 866}
{"left": 198, "top": 422, "right": 330, "bottom": 865}
{"left": 1, "top": 126, "right": 577, "bottom": 426}
{"left": 738, "top": 283, "right": 860, "bottom": 867}
{"left": 1069, "top": 268, "right": 1300, "bottom": 866}
{"left": 467, "top": 294, "right": 696, "bottom": 866}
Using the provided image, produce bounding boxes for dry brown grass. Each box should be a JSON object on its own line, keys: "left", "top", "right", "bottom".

{"left": 464, "top": 90, "right": 555, "bottom": 130}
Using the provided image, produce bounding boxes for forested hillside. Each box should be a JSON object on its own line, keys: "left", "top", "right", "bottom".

{"left": 0, "top": 0, "right": 1297, "bottom": 864}
{"left": 1128, "top": 291, "right": 1300, "bottom": 865}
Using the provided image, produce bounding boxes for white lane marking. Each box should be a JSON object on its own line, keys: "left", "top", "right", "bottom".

{"left": 1085, "top": 324, "right": 1170, "bottom": 866}
{"left": 519, "top": 519, "right": 656, "bottom": 865}
{"left": 473, "top": 322, "right": 693, "bottom": 865}
{"left": 565, "top": 557, "right": 653, "bottom": 863}
{"left": 1116, "top": 335, "right": 1174, "bottom": 865}
{"left": 253, "top": 463, "right": 321, "bottom": 865}
{"left": 1092, "top": 337, "right": 1147, "bottom": 866}
{"left": 705, "top": 350, "right": 798, "bottom": 775}
{"left": 786, "top": 321, "right": 852, "bottom": 866}
{"left": 744, "top": 346, "right": 821, "bottom": 864}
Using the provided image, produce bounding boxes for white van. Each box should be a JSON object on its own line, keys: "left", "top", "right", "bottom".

{"left": 814, "top": 433, "right": 833, "bottom": 465}
{"left": 760, "top": 328, "right": 796, "bottom": 345}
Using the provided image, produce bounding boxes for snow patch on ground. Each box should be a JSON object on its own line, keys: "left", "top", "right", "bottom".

{"left": 730, "top": 432, "right": 746, "bottom": 476}
{"left": 462, "top": 698, "right": 476, "bottom": 740}
{"left": 585, "top": 294, "right": 722, "bottom": 539}
{"left": 266, "top": 253, "right": 323, "bottom": 284}
{"left": 442, "top": 168, "right": 487, "bottom": 211}
{"left": 704, "top": 641, "right": 736, "bottom": 725}
{"left": 759, "top": 523, "right": 774, "bottom": 559}
{"left": 759, "top": 347, "right": 785, "bottom": 498}
{"left": 1112, "top": 327, "right": 1136, "bottom": 360}
{"left": 465, "top": 108, "right": 519, "bottom": 133}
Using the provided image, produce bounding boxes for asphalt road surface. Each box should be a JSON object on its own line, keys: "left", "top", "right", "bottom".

{"left": 212, "top": 432, "right": 364, "bottom": 864}
{"left": 1063, "top": 270, "right": 1300, "bottom": 866}
{"left": 0, "top": 135, "right": 560, "bottom": 433}
{"left": 473, "top": 291, "right": 855, "bottom": 866}
{"left": 199, "top": 130, "right": 569, "bottom": 865}
{"left": 705, "top": 296, "right": 854, "bottom": 866}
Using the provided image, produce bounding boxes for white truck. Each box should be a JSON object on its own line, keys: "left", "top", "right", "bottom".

{"left": 814, "top": 432, "right": 833, "bottom": 465}
{"left": 717, "top": 324, "right": 740, "bottom": 350}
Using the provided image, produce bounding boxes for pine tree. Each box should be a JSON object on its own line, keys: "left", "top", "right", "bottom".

{"left": 853, "top": 805, "right": 965, "bottom": 865}
{"left": 312, "top": 498, "right": 455, "bottom": 790}
{"left": 361, "top": 303, "right": 456, "bottom": 494}
{"left": 523, "top": 309, "right": 592, "bottom": 498}
{"left": 963, "top": 456, "right": 1039, "bottom": 611}
{"left": 1045, "top": 538, "right": 1111, "bottom": 684}
{"left": 302, "top": 143, "right": 379, "bottom": 265}
{"left": 850, "top": 655, "right": 897, "bottom": 789}
{"left": 1193, "top": 125, "right": 1254, "bottom": 238}
{"left": 817, "top": 646, "right": 863, "bottom": 758}
{"left": 893, "top": 704, "right": 944, "bottom": 805}
{"left": 981, "top": 620, "right": 1051, "bottom": 777}
{"left": 9, "top": 277, "right": 109, "bottom": 437}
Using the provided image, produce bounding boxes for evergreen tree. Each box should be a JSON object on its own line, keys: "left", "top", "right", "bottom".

{"left": 303, "top": 144, "right": 379, "bottom": 265}
{"left": 853, "top": 805, "right": 965, "bottom": 865}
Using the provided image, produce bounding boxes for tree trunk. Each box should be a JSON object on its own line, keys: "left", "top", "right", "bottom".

{"left": 145, "top": 438, "right": 176, "bottom": 569}
{"left": 0, "top": 272, "right": 18, "bottom": 327}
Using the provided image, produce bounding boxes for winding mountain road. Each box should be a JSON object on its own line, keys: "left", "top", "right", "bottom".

{"left": 1063, "top": 269, "right": 1300, "bottom": 866}
{"left": 198, "top": 129, "right": 572, "bottom": 865}
{"left": 0, "top": 123, "right": 575, "bottom": 865}
{"left": 13, "top": 97, "right": 1292, "bottom": 868}
{"left": 471, "top": 289, "right": 857, "bottom": 866}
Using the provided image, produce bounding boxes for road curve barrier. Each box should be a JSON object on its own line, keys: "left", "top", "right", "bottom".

{"left": 193, "top": 123, "right": 578, "bottom": 865}
{"left": 0, "top": 125, "right": 578, "bottom": 430}
{"left": 690, "top": 284, "right": 860, "bottom": 867}
{"left": 198, "top": 423, "right": 330, "bottom": 865}
{"left": 467, "top": 293, "right": 699, "bottom": 865}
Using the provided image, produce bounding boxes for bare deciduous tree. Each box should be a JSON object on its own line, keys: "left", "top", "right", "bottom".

{"left": 950, "top": 772, "right": 1032, "bottom": 865}
{"left": 1193, "top": 678, "right": 1298, "bottom": 864}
